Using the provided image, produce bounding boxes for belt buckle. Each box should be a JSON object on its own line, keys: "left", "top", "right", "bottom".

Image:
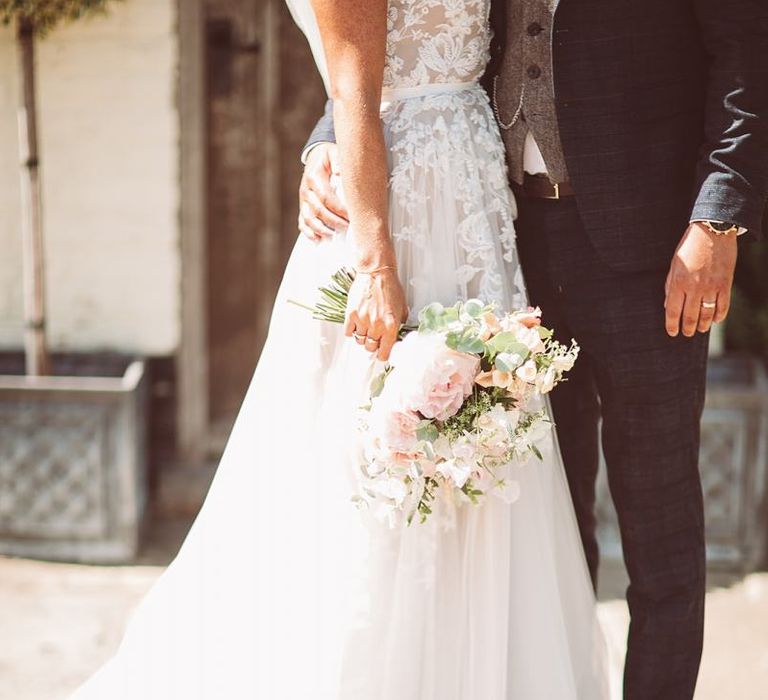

{"left": 546, "top": 183, "right": 560, "bottom": 200}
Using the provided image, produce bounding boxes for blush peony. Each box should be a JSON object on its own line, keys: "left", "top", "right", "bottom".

{"left": 385, "top": 332, "right": 480, "bottom": 422}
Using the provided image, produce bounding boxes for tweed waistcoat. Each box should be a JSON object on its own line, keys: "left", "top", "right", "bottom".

{"left": 494, "top": 0, "right": 569, "bottom": 185}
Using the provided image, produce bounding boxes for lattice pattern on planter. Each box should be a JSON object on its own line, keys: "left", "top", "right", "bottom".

{"left": 700, "top": 411, "right": 746, "bottom": 544}
{"left": 0, "top": 402, "right": 108, "bottom": 540}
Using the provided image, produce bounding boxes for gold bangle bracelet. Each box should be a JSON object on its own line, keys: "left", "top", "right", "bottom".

{"left": 356, "top": 264, "right": 397, "bottom": 276}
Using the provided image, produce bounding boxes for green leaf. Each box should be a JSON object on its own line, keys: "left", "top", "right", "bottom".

{"left": 416, "top": 421, "right": 439, "bottom": 443}
{"left": 537, "top": 326, "right": 554, "bottom": 340}
{"left": 441, "top": 305, "right": 460, "bottom": 325}
{"left": 369, "top": 371, "right": 388, "bottom": 398}
{"left": 487, "top": 332, "right": 530, "bottom": 358}
{"left": 457, "top": 334, "right": 487, "bottom": 355}
{"left": 463, "top": 299, "right": 485, "bottom": 318}
{"left": 445, "top": 331, "right": 461, "bottom": 350}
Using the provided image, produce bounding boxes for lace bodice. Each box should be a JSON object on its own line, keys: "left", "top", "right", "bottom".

{"left": 384, "top": 0, "right": 491, "bottom": 90}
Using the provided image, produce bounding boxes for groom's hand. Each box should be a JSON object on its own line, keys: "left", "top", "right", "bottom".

{"left": 664, "top": 223, "right": 738, "bottom": 338}
{"left": 298, "top": 143, "right": 349, "bottom": 242}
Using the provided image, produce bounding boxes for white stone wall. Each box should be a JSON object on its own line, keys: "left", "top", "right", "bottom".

{"left": 0, "top": 0, "right": 179, "bottom": 356}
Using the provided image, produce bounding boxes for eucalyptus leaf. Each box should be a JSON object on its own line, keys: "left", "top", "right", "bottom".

{"left": 457, "top": 333, "right": 487, "bottom": 355}
{"left": 463, "top": 299, "right": 485, "bottom": 318}
{"left": 445, "top": 332, "right": 461, "bottom": 350}
{"left": 495, "top": 351, "right": 525, "bottom": 372}
{"left": 416, "top": 421, "right": 439, "bottom": 442}
{"left": 419, "top": 302, "right": 445, "bottom": 330}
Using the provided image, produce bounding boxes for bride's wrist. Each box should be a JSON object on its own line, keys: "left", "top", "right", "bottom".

{"left": 354, "top": 249, "right": 397, "bottom": 274}
{"left": 356, "top": 263, "right": 397, "bottom": 276}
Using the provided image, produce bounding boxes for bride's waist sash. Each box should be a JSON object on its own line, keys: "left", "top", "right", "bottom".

{"left": 380, "top": 80, "right": 481, "bottom": 106}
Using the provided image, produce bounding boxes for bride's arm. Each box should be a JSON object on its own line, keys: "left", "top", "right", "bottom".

{"left": 311, "top": 0, "right": 407, "bottom": 362}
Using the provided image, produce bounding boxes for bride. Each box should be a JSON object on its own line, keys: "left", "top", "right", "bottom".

{"left": 72, "top": 1, "right": 610, "bottom": 698}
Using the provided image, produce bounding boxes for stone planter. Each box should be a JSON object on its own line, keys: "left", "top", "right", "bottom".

{"left": 0, "top": 355, "right": 148, "bottom": 563}
{"left": 597, "top": 354, "right": 768, "bottom": 573}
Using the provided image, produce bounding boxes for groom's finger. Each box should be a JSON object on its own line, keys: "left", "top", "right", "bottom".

{"left": 714, "top": 288, "right": 732, "bottom": 324}
{"left": 664, "top": 285, "right": 685, "bottom": 337}
{"left": 697, "top": 293, "right": 717, "bottom": 333}
{"left": 305, "top": 189, "right": 348, "bottom": 235}
{"left": 681, "top": 293, "right": 702, "bottom": 338}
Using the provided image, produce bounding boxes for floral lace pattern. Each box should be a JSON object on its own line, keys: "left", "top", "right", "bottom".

{"left": 380, "top": 1, "right": 521, "bottom": 311}
{"left": 384, "top": 88, "right": 521, "bottom": 308}
{"left": 384, "top": 0, "right": 491, "bottom": 89}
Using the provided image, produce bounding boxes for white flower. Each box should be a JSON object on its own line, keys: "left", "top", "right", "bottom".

{"left": 517, "top": 326, "right": 545, "bottom": 354}
{"left": 515, "top": 359, "right": 537, "bottom": 383}
{"left": 552, "top": 354, "right": 576, "bottom": 372}
{"left": 536, "top": 366, "right": 558, "bottom": 394}
{"left": 451, "top": 435, "right": 476, "bottom": 466}
{"left": 437, "top": 459, "right": 473, "bottom": 489}
{"left": 368, "top": 476, "right": 408, "bottom": 506}
{"left": 433, "top": 434, "right": 454, "bottom": 461}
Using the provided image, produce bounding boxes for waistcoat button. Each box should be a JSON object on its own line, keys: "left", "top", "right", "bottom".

{"left": 527, "top": 64, "right": 542, "bottom": 79}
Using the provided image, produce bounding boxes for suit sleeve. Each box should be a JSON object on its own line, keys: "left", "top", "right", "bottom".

{"left": 691, "top": 0, "right": 768, "bottom": 238}
{"left": 301, "top": 99, "right": 336, "bottom": 162}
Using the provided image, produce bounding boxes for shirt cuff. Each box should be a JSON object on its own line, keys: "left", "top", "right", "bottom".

{"left": 690, "top": 219, "right": 748, "bottom": 236}
{"left": 301, "top": 141, "right": 332, "bottom": 165}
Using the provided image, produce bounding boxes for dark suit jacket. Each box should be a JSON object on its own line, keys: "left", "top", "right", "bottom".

{"left": 307, "top": 0, "right": 768, "bottom": 272}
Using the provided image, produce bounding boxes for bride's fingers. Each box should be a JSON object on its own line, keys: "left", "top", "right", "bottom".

{"left": 377, "top": 315, "right": 399, "bottom": 362}
{"left": 344, "top": 309, "right": 359, "bottom": 337}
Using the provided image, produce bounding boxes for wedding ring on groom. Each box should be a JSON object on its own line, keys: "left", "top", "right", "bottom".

{"left": 701, "top": 301, "right": 717, "bottom": 310}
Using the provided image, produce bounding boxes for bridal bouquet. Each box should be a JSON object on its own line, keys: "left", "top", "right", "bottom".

{"left": 296, "top": 270, "right": 579, "bottom": 526}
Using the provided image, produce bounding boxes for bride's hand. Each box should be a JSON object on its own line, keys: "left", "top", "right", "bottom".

{"left": 344, "top": 268, "right": 408, "bottom": 362}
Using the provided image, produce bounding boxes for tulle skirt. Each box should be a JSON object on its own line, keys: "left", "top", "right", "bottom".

{"left": 71, "top": 86, "right": 610, "bottom": 699}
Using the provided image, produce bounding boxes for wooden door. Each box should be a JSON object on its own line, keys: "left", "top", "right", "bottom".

{"left": 202, "top": 0, "right": 324, "bottom": 447}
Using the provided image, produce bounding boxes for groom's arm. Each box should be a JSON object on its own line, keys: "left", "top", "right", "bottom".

{"left": 298, "top": 100, "right": 348, "bottom": 241}
{"left": 664, "top": 0, "right": 768, "bottom": 339}
{"left": 302, "top": 99, "right": 336, "bottom": 162}
{"left": 690, "top": 0, "right": 768, "bottom": 234}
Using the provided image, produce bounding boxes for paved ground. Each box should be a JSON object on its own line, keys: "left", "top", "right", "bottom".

{"left": 1, "top": 514, "right": 767, "bottom": 700}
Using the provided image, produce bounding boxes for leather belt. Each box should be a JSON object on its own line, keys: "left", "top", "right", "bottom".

{"left": 514, "top": 173, "right": 575, "bottom": 199}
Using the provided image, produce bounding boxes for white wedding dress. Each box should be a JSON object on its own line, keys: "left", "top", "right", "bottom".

{"left": 71, "top": 1, "right": 610, "bottom": 698}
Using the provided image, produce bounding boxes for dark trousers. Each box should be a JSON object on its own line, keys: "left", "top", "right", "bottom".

{"left": 514, "top": 195, "right": 708, "bottom": 700}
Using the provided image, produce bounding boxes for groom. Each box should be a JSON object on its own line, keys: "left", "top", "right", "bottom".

{"left": 297, "top": 1, "right": 768, "bottom": 698}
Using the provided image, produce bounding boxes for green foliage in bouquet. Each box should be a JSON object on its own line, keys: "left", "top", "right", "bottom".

{"left": 0, "top": 0, "right": 119, "bottom": 34}
{"left": 727, "top": 243, "right": 768, "bottom": 363}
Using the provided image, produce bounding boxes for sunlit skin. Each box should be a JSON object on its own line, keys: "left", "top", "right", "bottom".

{"left": 303, "top": 145, "right": 740, "bottom": 341}
{"left": 309, "top": 0, "right": 408, "bottom": 362}
{"left": 664, "top": 222, "right": 738, "bottom": 337}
